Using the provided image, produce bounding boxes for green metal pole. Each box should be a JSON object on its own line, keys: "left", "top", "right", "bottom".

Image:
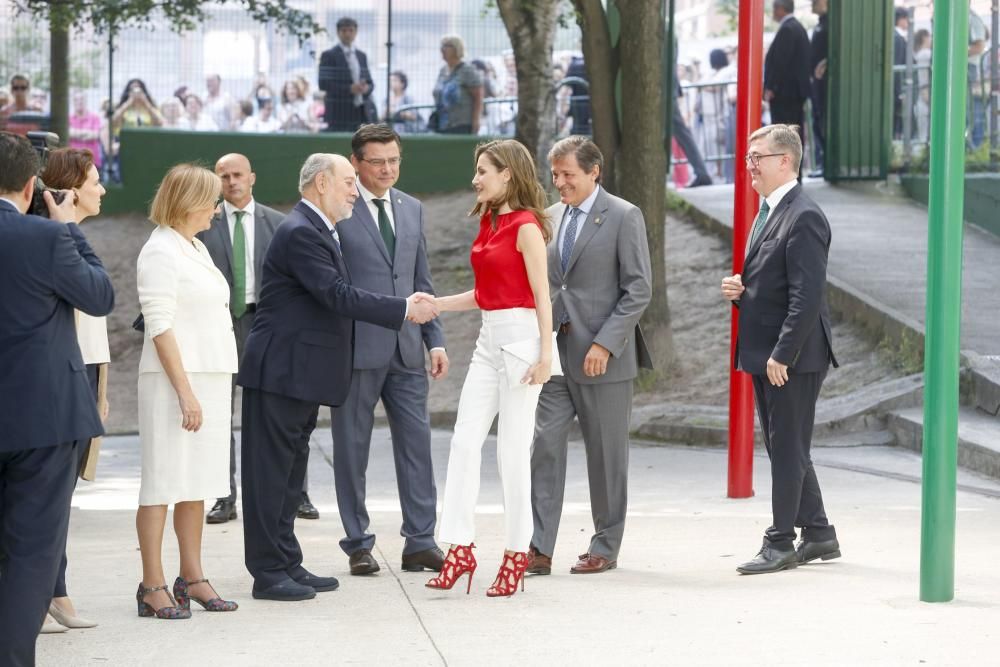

{"left": 919, "top": 1, "right": 969, "bottom": 604}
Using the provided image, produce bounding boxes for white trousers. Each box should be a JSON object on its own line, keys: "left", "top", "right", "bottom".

{"left": 438, "top": 308, "right": 543, "bottom": 551}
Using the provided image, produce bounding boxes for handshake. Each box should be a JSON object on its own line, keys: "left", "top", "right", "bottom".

{"left": 405, "top": 292, "right": 440, "bottom": 324}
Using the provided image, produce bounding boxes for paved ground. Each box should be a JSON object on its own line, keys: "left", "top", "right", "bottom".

{"left": 678, "top": 179, "right": 1000, "bottom": 356}
{"left": 37, "top": 427, "right": 1000, "bottom": 666}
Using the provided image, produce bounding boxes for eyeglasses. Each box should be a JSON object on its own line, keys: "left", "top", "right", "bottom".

{"left": 11, "top": 85, "right": 28, "bottom": 91}
{"left": 744, "top": 152, "right": 785, "bottom": 167}
{"left": 360, "top": 157, "right": 402, "bottom": 168}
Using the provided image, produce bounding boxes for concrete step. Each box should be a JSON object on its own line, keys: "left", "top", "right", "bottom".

{"left": 964, "top": 352, "right": 1000, "bottom": 416}
{"left": 887, "top": 405, "right": 1000, "bottom": 480}
{"left": 634, "top": 374, "right": 923, "bottom": 446}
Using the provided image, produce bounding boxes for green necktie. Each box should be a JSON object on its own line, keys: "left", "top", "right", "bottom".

{"left": 746, "top": 200, "right": 771, "bottom": 255}
{"left": 372, "top": 198, "right": 395, "bottom": 261}
{"left": 231, "top": 210, "right": 247, "bottom": 318}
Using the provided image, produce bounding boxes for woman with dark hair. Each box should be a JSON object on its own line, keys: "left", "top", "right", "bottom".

{"left": 38, "top": 148, "right": 108, "bottom": 632}
{"left": 426, "top": 140, "right": 554, "bottom": 598}
{"left": 386, "top": 70, "right": 419, "bottom": 134}
{"left": 112, "top": 79, "right": 164, "bottom": 131}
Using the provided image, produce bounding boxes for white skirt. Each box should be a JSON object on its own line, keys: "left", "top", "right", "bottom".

{"left": 137, "top": 371, "right": 232, "bottom": 506}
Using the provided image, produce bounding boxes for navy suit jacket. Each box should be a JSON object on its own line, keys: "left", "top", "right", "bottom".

{"left": 236, "top": 201, "right": 407, "bottom": 407}
{"left": 318, "top": 44, "right": 374, "bottom": 124}
{"left": 337, "top": 188, "right": 445, "bottom": 370}
{"left": 0, "top": 199, "right": 115, "bottom": 451}
{"left": 734, "top": 185, "right": 838, "bottom": 376}
{"left": 764, "top": 16, "right": 813, "bottom": 103}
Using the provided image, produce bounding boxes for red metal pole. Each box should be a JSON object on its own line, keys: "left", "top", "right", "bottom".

{"left": 727, "top": 0, "right": 765, "bottom": 498}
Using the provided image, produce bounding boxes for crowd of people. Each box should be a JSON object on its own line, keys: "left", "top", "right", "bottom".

{"left": 1, "top": 114, "right": 841, "bottom": 664}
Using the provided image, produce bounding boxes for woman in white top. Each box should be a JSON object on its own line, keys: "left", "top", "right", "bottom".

{"left": 176, "top": 94, "right": 219, "bottom": 132}
{"left": 38, "top": 148, "right": 108, "bottom": 632}
{"left": 277, "top": 79, "right": 314, "bottom": 132}
{"left": 135, "top": 164, "right": 239, "bottom": 619}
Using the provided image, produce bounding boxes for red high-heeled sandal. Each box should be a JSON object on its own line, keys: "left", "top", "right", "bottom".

{"left": 486, "top": 551, "right": 528, "bottom": 598}
{"left": 425, "top": 543, "right": 477, "bottom": 594}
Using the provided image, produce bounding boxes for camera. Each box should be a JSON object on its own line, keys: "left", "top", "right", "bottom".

{"left": 27, "top": 131, "right": 66, "bottom": 217}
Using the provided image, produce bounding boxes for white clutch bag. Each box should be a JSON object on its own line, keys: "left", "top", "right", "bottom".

{"left": 499, "top": 331, "right": 562, "bottom": 389}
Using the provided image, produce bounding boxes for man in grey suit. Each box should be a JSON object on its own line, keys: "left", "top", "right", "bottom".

{"left": 197, "top": 154, "right": 320, "bottom": 524}
{"left": 331, "top": 124, "right": 448, "bottom": 576}
{"left": 527, "top": 136, "right": 652, "bottom": 575}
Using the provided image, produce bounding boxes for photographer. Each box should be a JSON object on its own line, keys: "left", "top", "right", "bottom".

{"left": 0, "top": 132, "right": 114, "bottom": 665}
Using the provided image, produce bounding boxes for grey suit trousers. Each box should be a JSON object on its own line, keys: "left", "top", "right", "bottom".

{"left": 530, "top": 334, "right": 633, "bottom": 560}
{"left": 331, "top": 347, "right": 437, "bottom": 556}
{"left": 225, "top": 309, "right": 307, "bottom": 502}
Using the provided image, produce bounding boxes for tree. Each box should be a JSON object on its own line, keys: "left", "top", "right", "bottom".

{"left": 569, "top": 0, "right": 675, "bottom": 376}
{"left": 495, "top": 0, "right": 562, "bottom": 174}
{"left": 14, "top": 0, "right": 324, "bottom": 144}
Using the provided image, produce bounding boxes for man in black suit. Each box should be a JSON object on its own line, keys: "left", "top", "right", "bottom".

{"left": 892, "top": 7, "right": 911, "bottom": 139}
{"left": 197, "top": 154, "right": 325, "bottom": 525}
{"left": 0, "top": 132, "right": 115, "bottom": 664}
{"left": 809, "top": 0, "right": 829, "bottom": 178}
{"left": 721, "top": 124, "right": 840, "bottom": 575}
{"left": 763, "top": 0, "right": 812, "bottom": 155}
{"left": 318, "top": 17, "right": 375, "bottom": 133}
{"left": 237, "top": 153, "right": 438, "bottom": 601}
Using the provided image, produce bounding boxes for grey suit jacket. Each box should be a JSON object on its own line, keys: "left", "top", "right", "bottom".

{"left": 337, "top": 187, "right": 445, "bottom": 370}
{"left": 197, "top": 200, "right": 284, "bottom": 305}
{"left": 548, "top": 187, "right": 653, "bottom": 385}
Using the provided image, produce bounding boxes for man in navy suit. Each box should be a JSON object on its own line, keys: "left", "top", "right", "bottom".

{"left": 318, "top": 17, "right": 375, "bottom": 133}
{"left": 721, "top": 124, "right": 839, "bottom": 575}
{"left": 763, "top": 0, "right": 812, "bottom": 157}
{"left": 0, "top": 132, "right": 115, "bottom": 665}
{"left": 237, "top": 153, "right": 438, "bottom": 601}
{"left": 332, "top": 124, "right": 448, "bottom": 576}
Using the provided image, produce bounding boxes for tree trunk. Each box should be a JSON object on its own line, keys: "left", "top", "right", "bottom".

{"left": 496, "top": 0, "right": 560, "bottom": 177}
{"left": 49, "top": 10, "right": 70, "bottom": 145}
{"left": 617, "top": 0, "right": 675, "bottom": 375}
{"left": 571, "top": 0, "right": 620, "bottom": 193}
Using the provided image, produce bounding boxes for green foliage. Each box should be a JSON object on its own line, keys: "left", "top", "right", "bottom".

{"left": 16, "top": 0, "right": 324, "bottom": 43}
{"left": 878, "top": 328, "right": 924, "bottom": 375}
{"left": 0, "top": 23, "right": 101, "bottom": 89}
{"left": 903, "top": 140, "right": 1000, "bottom": 174}
{"left": 715, "top": 0, "right": 740, "bottom": 34}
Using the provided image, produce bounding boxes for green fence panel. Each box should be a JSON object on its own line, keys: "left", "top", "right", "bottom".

{"left": 826, "top": 0, "right": 893, "bottom": 180}
{"left": 107, "top": 128, "right": 487, "bottom": 215}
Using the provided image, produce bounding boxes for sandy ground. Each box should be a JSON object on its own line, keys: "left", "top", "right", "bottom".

{"left": 82, "top": 192, "right": 903, "bottom": 435}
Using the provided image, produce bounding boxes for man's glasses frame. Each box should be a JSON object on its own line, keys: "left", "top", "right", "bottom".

{"left": 359, "top": 157, "right": 402, "bottom": 168}
{"left": 744, "top": 152, "right": 786, "bottom": 167}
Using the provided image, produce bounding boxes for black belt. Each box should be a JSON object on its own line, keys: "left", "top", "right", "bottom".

{"left": 246, "top": 303, "right": 257, "bottom": 313}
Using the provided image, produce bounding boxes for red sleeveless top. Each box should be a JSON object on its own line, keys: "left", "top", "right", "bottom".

{"left": 470, "top": 210, "right": 541, "bottom": 311}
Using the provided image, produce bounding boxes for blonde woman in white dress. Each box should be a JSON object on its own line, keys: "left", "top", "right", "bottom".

{"left": 135, "top": 164, "right": 239, "bottom": 619}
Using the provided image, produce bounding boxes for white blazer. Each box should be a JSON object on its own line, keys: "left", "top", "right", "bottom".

{"left": 137, "top": 225, "right": 238, "bottom": 375}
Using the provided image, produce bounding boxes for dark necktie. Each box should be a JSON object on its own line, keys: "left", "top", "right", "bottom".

{"left": 746, "top": 200, "right": 771, "bottom": 255}
{"left": 560, "top": 207, "right": 583, "bottom": 273}
{"left": 372, "top": 198, "right": 395, "bottom": 260}
{"left": 231, "top": 210, "right": 247, "bottom": 318}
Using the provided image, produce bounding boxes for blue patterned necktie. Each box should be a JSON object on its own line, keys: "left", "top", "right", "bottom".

{"left": 560, "top": 207, "right": 583, "bottom": 273}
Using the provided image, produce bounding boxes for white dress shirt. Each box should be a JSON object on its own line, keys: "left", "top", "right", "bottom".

{"left": 761, "top": 177, "right": 798, "bottom": 226}
{"left": 357, "top": 180, "right": 394, "bottom": 234}
{"left": 558, "top": 184, "right": 602, "bottom": 249}
{"left": 224, "top": 198, "right": 257, "bottom": 304}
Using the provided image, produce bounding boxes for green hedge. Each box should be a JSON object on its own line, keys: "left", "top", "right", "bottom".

{"left": 102, "top": 128, "right": 484, "bottom": 215}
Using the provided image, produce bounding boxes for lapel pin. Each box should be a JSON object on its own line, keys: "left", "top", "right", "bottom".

{"left": 594, "top": 217, "right": 602, "bottom": 224}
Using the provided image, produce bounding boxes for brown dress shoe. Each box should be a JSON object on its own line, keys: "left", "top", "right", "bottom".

{"left": 570, "top": 552, "right": 617, "bottom": 574}
{"left": 526, "top": 546, "right": 551, "bottom": 575}
{"left": 349, "top": 549, "right": 380, "bottom": 575}
{"left": 401, "top": 547, "right": 445, "bottom": 572}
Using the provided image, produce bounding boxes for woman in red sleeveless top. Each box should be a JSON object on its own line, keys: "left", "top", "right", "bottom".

{"left": 426, "top": 139, "right": 553, "bottom": 597}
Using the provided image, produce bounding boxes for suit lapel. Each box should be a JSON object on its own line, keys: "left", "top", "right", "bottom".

{"left": 212, "top": 212, "right": 234, "bottom": 276}
{"left": 564, "top": 189, "right": 609, "bottom": 276}
{"left": 388, "top": 189, "right": 409, "bottom": 265}
{"left": 296, "top": 200, "right": 349, "bottom": 278}
{"left": 252, "top": 206, "right": 269, "bottom": 278}
{"left": 744, "top": 184, "right": 800, "bottom": 266}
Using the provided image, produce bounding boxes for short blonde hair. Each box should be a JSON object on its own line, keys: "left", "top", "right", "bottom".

{"left": 440, "top": 34, "right": 465, "bottom": 60}
{"left": 748, "top": 124, "right": 802, "bottom": 172}
{"left": 149, "top": 163, "right": 221, "bottom": 227}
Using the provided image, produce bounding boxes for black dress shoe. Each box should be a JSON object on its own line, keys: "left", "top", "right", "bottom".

{"left": 297, "top": 493, "right": 319, "bottom": 520}
{"left": 206, "top": 499, "right": 236, "bottom": 524}
{"left": 251, "top": 579, "right": 316, "bottom": 601}
{"left": 796, "top": 538, "right": 841, "bottom": 564}
{"left": 292, "top": 569, "right": 340, "bottom": 592}
{"left": 686, "top": 175, "right": 714, "bottom": 188}
{"left": 401, "top": 547, "right": 445, "bottom": 572}
{"left": 736, "top": 542, "right": 799, "bottom": 575}
{"left": 349, "top": 549, "right": 380, "bottom": 575}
